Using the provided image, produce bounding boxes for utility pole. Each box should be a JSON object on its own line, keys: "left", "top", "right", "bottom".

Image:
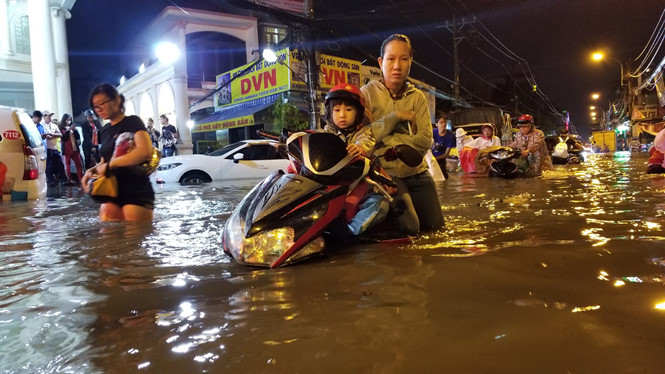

{"left": 304, "top": 0, "right": 320, "bottom": 129}
{"left": 440, "top": 15, "right": 475, "bottom": 104}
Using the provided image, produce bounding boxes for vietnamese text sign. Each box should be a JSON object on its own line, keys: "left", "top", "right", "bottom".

{"left": 215, "top": 48, "right": 290, "bottom": 110}
{"left": 290, "top": 51, "right": 362, "bottom": 91}
{"left": 193, "top": 115, "right": 255, "bottom": 133}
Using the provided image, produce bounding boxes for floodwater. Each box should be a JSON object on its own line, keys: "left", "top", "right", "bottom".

{"left": 1, "top": 151, "right": 664, "bottom": 374}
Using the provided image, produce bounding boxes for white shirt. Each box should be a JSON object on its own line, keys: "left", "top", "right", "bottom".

{"left": 465, "top": 136, "right": 501, "bottom": 150}
{"left": 43, "top": 122, "right": 61, "bottom": 150}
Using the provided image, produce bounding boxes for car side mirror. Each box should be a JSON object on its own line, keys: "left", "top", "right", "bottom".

{"left": 233, "top": 153, "right": 244, "bottom": 163}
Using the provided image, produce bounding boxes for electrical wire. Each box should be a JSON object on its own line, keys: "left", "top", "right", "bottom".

{"left": 451, "top": 0, "right": 564, "bottom": 119}
{"left": 629, "top": 7, "right": 665, "bottom": 77}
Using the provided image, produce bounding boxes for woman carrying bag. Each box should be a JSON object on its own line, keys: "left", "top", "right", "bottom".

{"left": 81, "top": 83, "right": 155, "bottom": 222}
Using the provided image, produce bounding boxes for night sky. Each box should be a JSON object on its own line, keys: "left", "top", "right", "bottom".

{"left": 66, "top": 0, "right": 665, "bottom": 137}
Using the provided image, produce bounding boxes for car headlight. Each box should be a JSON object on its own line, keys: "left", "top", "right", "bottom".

{"left": 224, "top": 203, "right": 327, "bottom": 267}
{"left": 157, "top": 163, "right": 182, "bottom": 171}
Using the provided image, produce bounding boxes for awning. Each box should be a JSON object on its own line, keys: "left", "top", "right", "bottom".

{"left": 198, "top": 93, "right": 281, "bottom": 125}
{"left": 637, "top": 121, "right": 665, "bottom": 136}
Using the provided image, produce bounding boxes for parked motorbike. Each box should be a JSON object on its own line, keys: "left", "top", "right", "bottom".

{"left": 222, "top": 131, "right": 415, "bottom": 268}
{"left": 552, "top": 149, "right": 584, "bottom": 165}
{"left": 480, "top": 146, "right": 521, "bottom": 179}
{"left": 547, "top": 135, "right": 585, "bottom": 165}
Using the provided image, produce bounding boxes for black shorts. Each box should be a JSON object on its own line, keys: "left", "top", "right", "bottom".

{"left": 112, "top": 173, "right": 155, "bottom": 209}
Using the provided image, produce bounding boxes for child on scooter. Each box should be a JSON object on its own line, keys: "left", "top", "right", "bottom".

{"left": 321, "top": 83, "right": 393, "bottom": 238}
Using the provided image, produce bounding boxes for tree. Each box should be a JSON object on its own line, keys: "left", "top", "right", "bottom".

{"left": 270, "top": 97, "right": 310, "bottom": 133}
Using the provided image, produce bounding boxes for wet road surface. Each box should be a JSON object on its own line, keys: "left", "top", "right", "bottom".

{"left": 1, "top": 151, "right": 664, "bottom": 373}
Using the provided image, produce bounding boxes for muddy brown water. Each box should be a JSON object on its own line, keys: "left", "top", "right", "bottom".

{"left": 1, "top": 151, "right": 664, "bottom": 373}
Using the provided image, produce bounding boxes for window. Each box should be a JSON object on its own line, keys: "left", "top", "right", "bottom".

{"left": 18, "top": 112, "right": 43, "bottom": 149}
{"left": 14, "top": 15, "right": 30, "bottom": 55}
{"left": 262, "top": 26, "right": 287, "bottom": 47}
{"left": 209, "top": 142, "right": 241, "bottom": 157}
{"left": 229, "top": 144, "right": 281, "bottom": 160}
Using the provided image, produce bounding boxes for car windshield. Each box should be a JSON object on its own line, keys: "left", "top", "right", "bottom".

{"left": 207, "top": 142, "right": 244, "bottom": 157}
{"left": 17, "top": 111, "right": 43, "bottom": 149}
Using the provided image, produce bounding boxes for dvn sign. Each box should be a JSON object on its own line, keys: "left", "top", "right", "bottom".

{"left": 240, "top": 69, "right": 277, "bottom": 95}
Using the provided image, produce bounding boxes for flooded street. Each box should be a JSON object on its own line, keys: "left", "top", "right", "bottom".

{"left": 1, "top": 151, "right": 665, "bottom": 373}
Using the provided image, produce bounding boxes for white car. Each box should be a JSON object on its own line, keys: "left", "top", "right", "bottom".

{"left": 153, "top": 139, "right": 291, "bottom": 184}
{"left": 0, "top": 106, "right": 47, "bottom": 201}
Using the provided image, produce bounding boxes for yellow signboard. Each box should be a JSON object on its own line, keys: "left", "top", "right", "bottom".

{"left": 215, "top": 48, "right": 291, "bottom": 109}
{"left": 193, "top": 115, "right": 254, "bottom": 133}
{"left": 290, "top": 50, "right": 362, "bottom": 90}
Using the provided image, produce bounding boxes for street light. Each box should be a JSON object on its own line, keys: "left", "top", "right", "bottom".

{"left": 591, "top": 51, "right": 624, "bottom": 87}
{"left": 591, "top": 93, "right": 600, "bottom": 100}
{"left": 155, "top": 42, "right": 180, "bottom": 65}
{"left": 262, "top": 48, "right": 277, "bottom": 63}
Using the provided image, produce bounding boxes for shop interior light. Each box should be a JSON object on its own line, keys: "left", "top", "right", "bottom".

{"left": 616, "top": 124, "right": 629, "bottom": 132}
{"left": 186, "top": 120, "right": 195, "bottom": 129}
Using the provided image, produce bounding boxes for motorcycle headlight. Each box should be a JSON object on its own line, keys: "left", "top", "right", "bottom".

{"left": 493, "top": 151, "right": 511, "bottom": 160}
{"left": 224, "top": 203, "right": 327, "bottom": 267}
{"left": 158, "top": 163, "right": 182, "bottom": 171}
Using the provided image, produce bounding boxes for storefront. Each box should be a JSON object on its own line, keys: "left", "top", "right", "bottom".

{"left": 192, "top": 48, "right": 437, "bottom": 153}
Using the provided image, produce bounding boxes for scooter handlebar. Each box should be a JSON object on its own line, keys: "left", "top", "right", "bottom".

{"left": 368, "top": 169, "right": 397, "bottom": 188}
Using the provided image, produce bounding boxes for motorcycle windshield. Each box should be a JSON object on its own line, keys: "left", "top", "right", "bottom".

{"left": 288, "top": 132, "right": 349, "bottom": 173}
{"left": 223, "top": 171, "right": 338, "bottom": 267}
{"left": 288, "top": 132, "right": 369, "bottom": 185}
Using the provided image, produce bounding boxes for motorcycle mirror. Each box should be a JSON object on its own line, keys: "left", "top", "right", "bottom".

{"left": 394, "top": 144, "right": 423, "bottom": 167}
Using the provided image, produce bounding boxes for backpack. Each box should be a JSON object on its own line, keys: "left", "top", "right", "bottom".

{"left": 553, "top": 137, "right": 569, "bottom": 158}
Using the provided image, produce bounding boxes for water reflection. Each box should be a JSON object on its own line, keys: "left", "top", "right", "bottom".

{"left": 1, "top": 153, "right": 665, "bottom": 372}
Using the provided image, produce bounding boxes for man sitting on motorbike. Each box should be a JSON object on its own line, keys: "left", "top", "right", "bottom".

{"left": 319, "top": 83, "right": 394, "bottom": 238}
{"left": 507, "top": 114, "right": 553, "bottom": 176}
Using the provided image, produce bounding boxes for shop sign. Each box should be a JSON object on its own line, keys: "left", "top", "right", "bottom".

{"left": 361, "top": 66, "right": 382, "bottom": 86}
{"left": 193, "top": 115, "right": 255, "bottom": 133}
{"left": 290, "top": 51, "right": 362, "bottom": 90}
{"left": 633, "top": 104, "right": 659, "bottom": 120}
{"left": 215, "top": 48, "right": 291, "bottom": 109}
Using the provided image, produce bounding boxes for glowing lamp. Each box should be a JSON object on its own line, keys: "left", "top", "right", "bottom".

{"left": 262, "top": 48, "right": 277, "bottom": 63}
{"left": 155, "top": 42, "right": 180, "bottom": 64}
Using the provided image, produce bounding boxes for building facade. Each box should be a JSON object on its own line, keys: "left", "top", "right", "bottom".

{"left": 0, "top": 0, "right": 75, "bottom": 115}
{"left": 116, "top": 6, "right": 260, "bottom": 154}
